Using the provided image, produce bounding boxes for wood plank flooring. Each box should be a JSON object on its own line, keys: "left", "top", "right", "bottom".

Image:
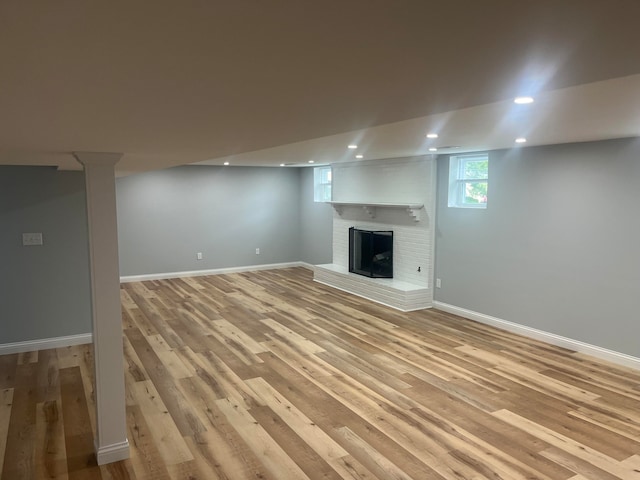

{"left": 1, "top": 266, "right": 640, "bottom": 479}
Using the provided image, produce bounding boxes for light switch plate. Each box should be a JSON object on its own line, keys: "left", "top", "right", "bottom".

{"left": 23, "top": 232, "right": 43, "bottom": 246}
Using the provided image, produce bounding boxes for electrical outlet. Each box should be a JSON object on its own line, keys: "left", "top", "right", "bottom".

{"left": 255, "top": 248, "right": 260, "bottom": 255}
{"left": 196, "top": 252, "right": 203, "bottom": 260}
{"left": 22, "top": 232, "right": 43, "bottom": 246}
{"left": 436, "top": 278, "right": 442, "bottom": 288}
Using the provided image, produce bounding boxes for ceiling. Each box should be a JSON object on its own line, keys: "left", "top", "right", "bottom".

{"left": 1, "top": 0, "right": 639, "bottom": 175}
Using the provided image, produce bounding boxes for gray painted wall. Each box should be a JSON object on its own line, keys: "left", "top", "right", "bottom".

{"left": 116, "top": 165, "right": 305, "bottom": 276}
{"left": 299, "top": 167, "right": 333, "bottom": 265}
{"left": 435, "top": 138, "right": 640, "bottom": 357}
{"left": 0, "top": 166, "right": 92, "bottom": 343}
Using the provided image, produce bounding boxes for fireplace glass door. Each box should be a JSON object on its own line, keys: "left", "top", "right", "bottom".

{"left": 349, "top": 227, "right": 393, "bottom": 278}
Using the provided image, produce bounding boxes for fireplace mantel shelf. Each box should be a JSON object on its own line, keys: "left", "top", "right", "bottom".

{"left": 328, "top": 201, "right": 424, "bottom": 221}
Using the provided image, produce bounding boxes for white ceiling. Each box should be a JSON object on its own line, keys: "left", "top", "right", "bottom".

{"left": 1, "top": 1, "right": 639, "bottom": 175}
{"left": 195, "top": 74, "right": 640, "bottom": 167}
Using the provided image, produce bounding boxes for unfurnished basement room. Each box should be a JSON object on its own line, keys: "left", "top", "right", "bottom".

{"left": 1, "top": 2, "right": 639, "bottom": 479}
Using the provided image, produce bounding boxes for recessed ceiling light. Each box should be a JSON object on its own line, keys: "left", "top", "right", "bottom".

{"left": 426, "top": 133, "right": 438, "bottom": 139}
{"left": 348, "top": 144, "right": 358, "bottom": 149}
{"left": 514, "top": 96, "right": 534, "bottom": 104}
{"left": 308, "top": 160, "right": 314, "bottom": 164}
{"left": 515, "top": 137, "right": 527, "bottom": 143}
{"left": 223, "top": 161, "right": 230, "bottom": 165}
{"left": 428, "top": 147, "right": 438, "bottom": 152}
{"left": 280, "top": 163, "right": 285, "bottom": 167}
{"left": 355, "top": 154, "right": 363, "bottom": 159}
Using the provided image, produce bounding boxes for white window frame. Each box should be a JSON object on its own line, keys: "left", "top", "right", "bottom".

{"left": 313, "top": 166, "right": 332, "bottom": 202}
{"left": 448, "top": 153, "right": 489, "bottom": 209}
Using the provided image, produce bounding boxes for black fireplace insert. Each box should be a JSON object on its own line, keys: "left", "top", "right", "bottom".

{"left": 349, "top": 227, "right": 393, "bottom": 278}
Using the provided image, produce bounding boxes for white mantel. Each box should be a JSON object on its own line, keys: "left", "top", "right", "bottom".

{"left": 328, "top": 201, "right": 424, "bottom": 221}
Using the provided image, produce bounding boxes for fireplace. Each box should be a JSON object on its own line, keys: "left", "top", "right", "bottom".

{"left": 349, "top": 227, "right": 393, "bottom": 278}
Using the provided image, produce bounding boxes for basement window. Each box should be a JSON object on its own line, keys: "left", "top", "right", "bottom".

{"left": 448, "top": 153, "right": 489, "bottom": 208}
{"left": 314, "top": 166, "right": 332, "bottom": 202}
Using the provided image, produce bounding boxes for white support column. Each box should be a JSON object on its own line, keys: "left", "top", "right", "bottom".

{"left": 74, "top": 152, "right": 129, "bottom": 465}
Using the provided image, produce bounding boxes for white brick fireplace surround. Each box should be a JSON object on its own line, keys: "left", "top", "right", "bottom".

{"left": 314, "top": 156, "right": 436, "bottom": 311}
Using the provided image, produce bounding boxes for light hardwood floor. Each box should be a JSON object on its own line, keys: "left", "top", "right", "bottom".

{"left": 1, "top": 267, "right": 640, "bottom": 479}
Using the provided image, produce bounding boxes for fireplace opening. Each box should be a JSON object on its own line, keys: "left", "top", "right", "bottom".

{"left": 349, "top": 227, "right": 393, "bottom": 278}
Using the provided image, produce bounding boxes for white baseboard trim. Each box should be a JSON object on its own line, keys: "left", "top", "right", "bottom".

{"left": 0, "top": 333, "right": 93, "bottom": 355}
{"left": 95, "top": 439, "right": 130, "bottom": 465}
{"left": 433, "top": 301, "right": 640, "bottom": 371}
{"left": 120, "top": 261, "right": 310, "bottom": 283}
